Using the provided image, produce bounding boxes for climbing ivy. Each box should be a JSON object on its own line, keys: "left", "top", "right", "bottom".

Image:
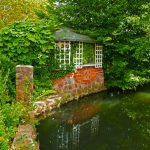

{"left": 0, "top": 19, "right": 58, "bottom": 66}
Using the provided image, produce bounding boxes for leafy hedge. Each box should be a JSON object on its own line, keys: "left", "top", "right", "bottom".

{"left": 0, "top": 19, "right": 58, "bottom": 65}
{"left": 0, "top": 103, "right": 26, "bottom": 150}
{"left": 0, "top": 54, "right": 15, "bottom": 104}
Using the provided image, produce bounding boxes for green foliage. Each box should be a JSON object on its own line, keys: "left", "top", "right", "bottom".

{"left": 0, "top": 111, "right": 9, "bottom": 150}
{"left": 0, "top": 54, "right": 15, "bottom": 104}
{"left": 0, "top": 19, "right": 58, "bottom": 65}
{"left": 1, "top": 103, "right": 24, "bottom": 139}
{"left": 33, "top": 64, "right": 74, "bottom": 99}
{"left": 0, "top": 55, "right": 34, "bottom": 149}
{"left": 35, "top": 0, "right": 59, "bottom": 23}
{"left": 53, "top": 0, "right": 150, "bottom": 90}
{"left": 0, "top": 102, "right": 26, "bottom": 150}
{"left": 83, "top": 44, "right": 95, "bottom": 64}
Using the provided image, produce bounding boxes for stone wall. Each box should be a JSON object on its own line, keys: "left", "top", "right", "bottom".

{"left": 53, "top": 67, "right": 105, "bottom": 103}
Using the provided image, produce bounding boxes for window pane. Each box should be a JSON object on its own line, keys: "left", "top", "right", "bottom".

{"left": 83, "top": 44, "right": 95, "bottom": 64}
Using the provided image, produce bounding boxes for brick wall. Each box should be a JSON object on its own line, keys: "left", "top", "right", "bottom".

{"left": 53, "top": 67, "right": 105, "bottom": 103}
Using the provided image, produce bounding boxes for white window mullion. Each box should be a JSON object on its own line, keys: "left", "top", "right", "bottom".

{"left": 64, "top": 41, "right": 66, "bottom": 68}
{"left": 69, "top": 41, "right": 71, "bottom": 65}
{"left": 95, "top": 44, "right": 103, "bottom": 68}
{"left": 56, "top": 41, "right": 71, "bottom": 69}
{"left": 74, "top": 42, "right": 83, "bottom": 69}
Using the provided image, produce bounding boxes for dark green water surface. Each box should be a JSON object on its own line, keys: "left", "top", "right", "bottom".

{"left": 37, "top": 86, "right": 150, "bottom": 150}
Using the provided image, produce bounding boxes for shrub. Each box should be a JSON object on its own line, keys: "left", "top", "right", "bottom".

{"left": 0, "top": 111, "right": 9, "bottom": 150}
{"left": 0, "top": 19, "right": 58, "bottom": 66}
{"left": 0, "top": 54, "right": 15, "bottom": 104}
{"left": 0, "top": 102, "right": 27, "bottom": 150}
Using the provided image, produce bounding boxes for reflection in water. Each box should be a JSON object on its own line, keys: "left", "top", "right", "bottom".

{"left": 37, "top": 86, "right": 150, "bottom": 150}
{"left": 57, "top": 126, "right": 69, "bottom": 149}
{"left": 72, "top": 124, "right": 80, "bottom": 147}
{"left": 56, "top": 115, "right": 99, "bottom": 150}
{"left": 91, "top": 116, "right": 99, "bottom": 136}
{"left": 67, "top": 104, "right": 99, "bottom": 125}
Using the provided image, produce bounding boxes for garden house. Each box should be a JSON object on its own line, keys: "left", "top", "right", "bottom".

{"left": 53, "top": 27, "right": 103, "bottom": 69}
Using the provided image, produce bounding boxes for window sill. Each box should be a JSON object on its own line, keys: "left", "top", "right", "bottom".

{"left": 82, "top": 64, "right": 95, "bottom": 67}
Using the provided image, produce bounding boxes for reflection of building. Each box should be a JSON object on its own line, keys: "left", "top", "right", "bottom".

{"left": 56, "top": 115, "right": 99, "bottom": 150}
{"left": 57, "top": 126, "right": 69, "bottom": 149}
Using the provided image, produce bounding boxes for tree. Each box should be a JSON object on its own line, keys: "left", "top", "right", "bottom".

{"left": 50, "top": 0, "right": 150, "bottom": 89}
{"left": 0, "top": 0, "right": 47, "bottom": 29}
{"left": 35, "top": 0, "right": 59, "bottom": 23}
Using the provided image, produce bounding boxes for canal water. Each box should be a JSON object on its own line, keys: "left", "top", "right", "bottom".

{"left": 36, "top": 85, "right": 150, "bottom": 150}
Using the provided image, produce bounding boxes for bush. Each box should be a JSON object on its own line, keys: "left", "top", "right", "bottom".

{"left": 0, "top": 19, "right": 58, "bottom": 66}
{"left": 33, "top": 64, "right": 74, "bottom": 99}
{"left": 0, "top": 54, "right": 15, "bottom": 105}
{"left": 0, "top": 111, "right": 9, "bottom": 150}
{"left": 0, "top": 55, "right": 28, "bottom": 149}
{"left": 0, "top": 102, "right": 25, "bottom": 150}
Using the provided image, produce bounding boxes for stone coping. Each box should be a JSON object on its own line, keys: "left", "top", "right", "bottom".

{"left": 16, "top": 65, "right": 34, "bottom": 68}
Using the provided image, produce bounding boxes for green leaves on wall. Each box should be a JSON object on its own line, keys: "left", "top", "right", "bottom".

{"left": 0, "top": 19, "right": 58, "bottom": 66}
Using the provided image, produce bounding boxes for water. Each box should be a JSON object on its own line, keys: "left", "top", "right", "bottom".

{"left": 36, "top": 85, "right": 150, "bottom": 150}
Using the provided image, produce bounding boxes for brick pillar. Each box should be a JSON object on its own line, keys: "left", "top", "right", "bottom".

{"left": 16, "top": 65, "right": 33, "bottom": 101}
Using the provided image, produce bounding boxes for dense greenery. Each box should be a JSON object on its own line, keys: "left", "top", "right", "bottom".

{"left": 0, "top": 1, "right": 150, "bottom": 148}
{"left": 0, "top": 19, "right": 58, "bottom": 65}
{"left": 1, "top": 0, "right": 149, "bottom": 90}
{"left": 0, "top": 16, "right": 59, "bottom": 148}
{"left": 0, "top": 55, "right": 15, "bottom": 104}
{"left": 0, "top": 0, "right": 48, "bottom": 29}
{"left": 0, "top": 55, "right": 28, "bottom": 150}
{"left": 47, "top": 0, "right": 150, "bottom": 90}
{"left": 0, "top": 1, "right": 60, "bottom": 149}
{"left": 0, "top": 17, "right": 74, "bottom": 99}
{"left": 0, "top": 18, "right": 57, "bottom": 94}
{"left": 0, "top": 103, "right": 26, "bottom": 150}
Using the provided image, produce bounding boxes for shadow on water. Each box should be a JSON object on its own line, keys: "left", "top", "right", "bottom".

{"left": 36, "top": 85, "right": 150, "bottom": 150}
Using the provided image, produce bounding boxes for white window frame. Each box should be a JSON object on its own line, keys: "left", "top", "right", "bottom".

{"left": 74, "top": 42, "right": 83, "bottom": 69}
{"left": 55, "top": 41, "right": 102, "bottom": 69}
{"left": 56, "top": 41, "right": 71, "bottom": 69}
{"left": 95, "top": 44, "right": 103, "bottom": 68}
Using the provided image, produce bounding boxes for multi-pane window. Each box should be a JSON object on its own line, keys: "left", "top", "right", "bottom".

{"left": 83, "top": 44, "right": 95, "bottom": 65}
{"left": 55, "top": 41, "right": 102, "bottom": 69}
{"left": 56, "top": 41, "right": 71, "bottom": 68}
{"left": 95, "top": 44, "right": 103, "bottom": 68}
{"left": 73, "top": 42, "right": 83, "bottom": 69}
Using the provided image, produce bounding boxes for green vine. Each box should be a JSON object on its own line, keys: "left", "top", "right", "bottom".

{"left": 0, "top": 19, "right": 58, "bottom": 66}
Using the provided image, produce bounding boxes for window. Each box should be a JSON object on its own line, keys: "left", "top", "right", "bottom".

{"left": 83, "top": 44, "right": 95, "bottom": 65}
{"left": 95, "top": 44, "right": 102, "bottom": 68}
{"left": 73, "top": 42, "right": 83, "bottom": 69}
{"left": 56, "top": 41, "right": 71, "bottom": 69}
{"left": 55, "top": 41, "right": 103, "bottom": 69}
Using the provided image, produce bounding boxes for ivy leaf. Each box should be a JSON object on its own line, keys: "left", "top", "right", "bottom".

{"left": 39, "top": 40, "right": 48, "bottom": 44}
{"left": 24, "top": 41, "right": 30, "bottom": 47}
{"left": 27, "top": 34, "right": 36, "bottom": 42}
